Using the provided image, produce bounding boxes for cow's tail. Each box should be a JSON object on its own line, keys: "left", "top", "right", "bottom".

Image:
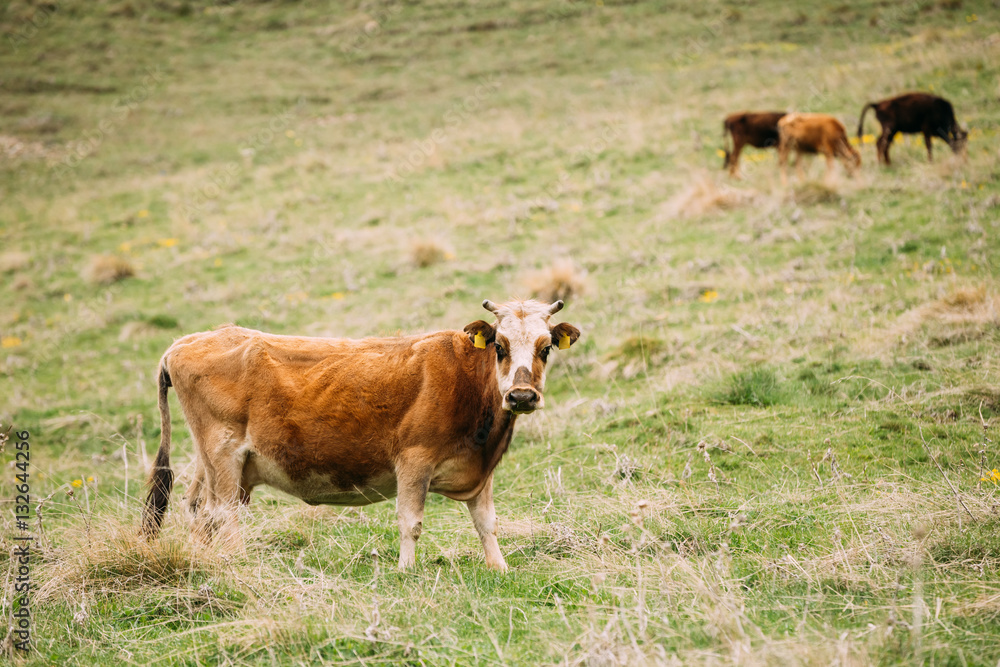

{"left": 722, "top": 119, "right": 732, "bottom": 167}
{"left": 857, "top": 102, "right": 875, "bottom": 141}
{"left": 142, "top": 361, "right": 174, "bottom": 538}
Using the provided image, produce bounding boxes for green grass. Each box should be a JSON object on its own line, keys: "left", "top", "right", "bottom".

{"left": 2, "top": 0, "right": 1000, "bottom": 664}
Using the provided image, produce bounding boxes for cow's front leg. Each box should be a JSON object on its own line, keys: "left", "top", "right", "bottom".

{"left": 396, "top": 464, "right": 432, "bottom": 570}
{"left": 467, "top": 474, "right": 507, "bottom": 571}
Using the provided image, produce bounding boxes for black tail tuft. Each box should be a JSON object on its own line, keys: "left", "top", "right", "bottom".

{"left": 142, "top": 365, "right": 173, "bottom": 539}
{"left": 142, "top": 455, "right": 173, "bottom": 537}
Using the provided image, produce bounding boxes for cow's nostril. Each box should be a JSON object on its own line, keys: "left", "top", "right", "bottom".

{"left": 508, "top": 388, "right": 539, "bottom": 410}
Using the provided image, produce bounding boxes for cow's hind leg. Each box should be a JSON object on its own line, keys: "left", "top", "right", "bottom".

{"left": 878, "top": 130, "right": 895, "bottom": 166}
{"left": 823, "top": 151, "right": 836, "bottom": 183}
{"left": 728, "top": 141, "right": 744, "bottom": 178}
{"left": 395, "top": 461, "right": 433, "bottom": 570}
{"left": 466, "top": 474, "right": 507, "bottom": 571}
{"left": 193, "top": 425, "right": 248, "bottom": 548}
{"left": 181, "top": 457, "right": 207, "bottom": 524}
{"left": 924, "top": 132, "right": 934, "bottom": 162}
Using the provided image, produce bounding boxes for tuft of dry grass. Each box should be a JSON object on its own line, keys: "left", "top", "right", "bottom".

{"left": 664, "top": 172, "right": 756, "bottom": 219}
{"left": 410, "top": 238, "right": 452, "bottom": 268}
{"left": 36, "top": 520, "right": 219, "bottom": 604}
{"left": 524, "top": 257, "right": 588, "bottom": 303}
{"left": 888, "top": 285, "right": 999, "bottom": 348}
{"left": 118, "top": 321, "right": 158, "bottom": 341}
{"left": 84, "top": 254, "right": 136, "bottom": 284}
{"left": 0, "top": 250, "right": 30, "bottom": 273}
{"left": 792, "top": 180, "right": 840, "bottom": 205}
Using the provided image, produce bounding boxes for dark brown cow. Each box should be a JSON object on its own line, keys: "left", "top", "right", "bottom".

{"left": 777, "top": 113, "right": 861, "bottom": 185}
{"left": 722, "top": 111, "right": 787, "bottom": 177}
{"left": 858, "top": 92, "right": 968, "bottom": 165}
{"left": 142, "top": 299, "right": 581, "bottom": 570}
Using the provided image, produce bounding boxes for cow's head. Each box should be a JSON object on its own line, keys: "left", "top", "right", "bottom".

{"left": 464, "top": 298, "right": 581, "bottom": 414}
{"left": 948, "top": 126, "right": 969, "bottom": 155}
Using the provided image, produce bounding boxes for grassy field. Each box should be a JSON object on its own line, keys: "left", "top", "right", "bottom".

{"left": 2, "top": 0, "right": 1000, "bottom": 664}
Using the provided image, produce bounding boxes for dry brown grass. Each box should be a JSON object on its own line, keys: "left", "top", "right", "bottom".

{"left": 663, "top": 172, "right": 756, "bottom": 219}
{"left": 35, "top": 519, "right": 220, "bottom": 604}
{"left": 409, "top": 238, "right": 452, "bottom": 268}
{"left": 524, "top": 257, "right": 588, "bottom": 303}
{"left": 84, "top": 254, "right": 136, "bottom": 284}
{"left": 889, "top": 285, "right": 1000, "bottom": 348}
{"left": 0, "top": 250, "right": 30, "bottom": 273}
{"left": 792, "top": 180, "right": 840, "bottom": 205}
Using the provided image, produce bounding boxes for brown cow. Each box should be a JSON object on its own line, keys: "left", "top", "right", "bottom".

{"left": 858, "top": 92, "right": 968, "bottom": 165}
{"left": 777, "top": 113, "right": 861, "bottom": 185}
{"left": 142, "top": 299, "right": 581, "bottom": 570}
{"left": 722, "top": 111, "right": 787, "bottom": 177}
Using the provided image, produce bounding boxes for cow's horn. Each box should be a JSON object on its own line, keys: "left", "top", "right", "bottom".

{"left": 548, "top": 300, "right": 564, "bottom": 315}
{"left": 482, "top": 299, "right": 499, "bottom": 314}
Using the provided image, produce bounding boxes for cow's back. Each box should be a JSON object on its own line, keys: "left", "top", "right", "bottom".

{"left": 780, "top": 113, "right": 848, "bottom": 151}
{"left": 726, "top": 111, "right": 785, "bottom": 147}
{"left": 881, "top": 93, "right": 955, "bottom": 132}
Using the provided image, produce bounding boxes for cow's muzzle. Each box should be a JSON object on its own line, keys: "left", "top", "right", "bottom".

{"left": 506, "top": 386, "right": 542, "bottom": 414}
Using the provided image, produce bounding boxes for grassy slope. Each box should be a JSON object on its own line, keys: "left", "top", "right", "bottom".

{"left": 2, "top": 0, "right": 1000, "bottom": 664}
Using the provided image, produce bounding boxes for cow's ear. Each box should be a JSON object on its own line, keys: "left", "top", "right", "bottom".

{"left": 550, "top": 322, "right": 581, "bottom": 350}
{"left": 464, "top": 320, "right": 496, "bottom": 348}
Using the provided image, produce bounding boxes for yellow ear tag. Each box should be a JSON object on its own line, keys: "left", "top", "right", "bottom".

{"left": 559, "top": 334, "right": 571, "bottom": 350}
{"left": 474, "top": 332, "right": 486, "bottom": 349}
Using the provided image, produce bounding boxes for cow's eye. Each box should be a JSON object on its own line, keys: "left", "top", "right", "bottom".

{"left": 495, "top": 344, "right": 507, "bottom": 361}
{"left": 540, "top": 346, "right": 552, "bottom": 362}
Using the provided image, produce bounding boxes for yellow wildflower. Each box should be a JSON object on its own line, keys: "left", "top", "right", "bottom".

{"left": 71, "top": 479, "right": 83, "bottom": 488}
{"left": 1, "top": 336, "right": 22, "bottom": 348}
{"left": 698, "top": 289, "right": 719, "bottom": 303}
{"left": 137, "top": 209, "right": 150, "bottom": 218}
{"left": 157, "top": 238, "right": 179, "bottom": 248}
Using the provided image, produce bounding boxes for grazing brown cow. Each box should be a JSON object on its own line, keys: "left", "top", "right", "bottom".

{"left": 722, "top": 111, "right": 787, "bottom": 177}
{"left": 777, "top": 113, "right": 861, "bottom": 185}
{"left": 858, "top": 92, "right": 967, "bottom": 165}
{"left": 142, "top": 299, "right": 581, "bottom": 570}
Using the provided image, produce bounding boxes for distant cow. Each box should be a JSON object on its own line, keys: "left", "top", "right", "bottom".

{"left": 858, "top": 92, "right": 967, "bottom": 165}
{"left": 722, "top": 111, "right": 787, "bottom": 177}
{"left": 777, "top": 113, "right": 861, "bottom": 185}
{"left": 142, "top": 299, "right": 581, "bottom": 570}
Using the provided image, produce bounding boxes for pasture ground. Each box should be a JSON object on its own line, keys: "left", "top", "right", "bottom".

{"left": 2, "top": 0, "right": 1000, "bottom": 664}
